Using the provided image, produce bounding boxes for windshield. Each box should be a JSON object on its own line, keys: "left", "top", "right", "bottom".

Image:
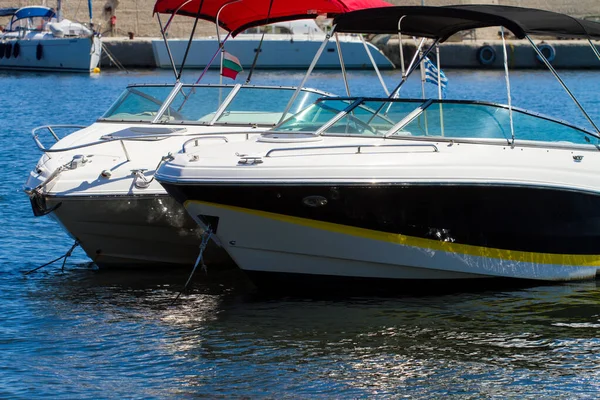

{"left": 101, "top": 86, "right": 174, "bottom": 122}
{"left": 101, "top": 84, "right": 330, "bottom": 126}
{"left": 272, "top": 97, "right": 598, "bottom": 146}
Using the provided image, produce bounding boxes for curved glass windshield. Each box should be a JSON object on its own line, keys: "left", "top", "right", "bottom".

{"left": 213, "top": 88, "right": 323, "bottom": 126}
{"left": 398, "top": 101, "right": 595, "bottom": 145}
{"left": 276, "top": 99, "right": 357, "bottom": 133}
{"left": 101, "top": 86, "right": 173, "bottom": 122}
{"left": 273, "top": 97, "right": 598, "bottom": 147}
{"left": 101, "top": 84, "right": 330, "bottom": 126}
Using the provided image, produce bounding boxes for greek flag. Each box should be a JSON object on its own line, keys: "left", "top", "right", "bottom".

{"left": 423, "top": 56, "right": 448, "bottom": 97}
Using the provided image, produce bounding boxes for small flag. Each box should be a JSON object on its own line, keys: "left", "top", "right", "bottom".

{"left": 423, "top": 56, "right": 448, "bottom": 97}
{"left": 221, "top": 51, "right": 243, "bottom": 80}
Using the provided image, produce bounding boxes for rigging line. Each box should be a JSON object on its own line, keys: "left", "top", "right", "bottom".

{"left": 101, "top": 42, "right": 127, "bottom": 72}
{"left": 246, "top": 0, "right": 275, "bottom": 84}
{"left": 177, "top": 0, "right": 206, "bottom": 81}
{"left": 195, "top": 32, "right": 231, "bottom": 84}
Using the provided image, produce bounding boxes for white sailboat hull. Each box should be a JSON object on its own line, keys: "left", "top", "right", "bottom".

{"left": 152, "top": 36, "right": 394, "bottom": 69}
{"left": 0, "top": 36, "right": 101, "bottom": 72}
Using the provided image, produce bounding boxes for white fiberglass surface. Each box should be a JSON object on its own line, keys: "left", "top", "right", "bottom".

{"left": 274, "top": 98, "right": 598, "bottom": 146}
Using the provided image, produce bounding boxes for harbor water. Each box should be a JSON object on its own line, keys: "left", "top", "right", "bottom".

{"left": 2, "top": 68, "right": 600, "bottom": 398}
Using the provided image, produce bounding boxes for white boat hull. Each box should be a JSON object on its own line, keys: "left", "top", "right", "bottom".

{"left": 152, "top": 37, "right": 394, "bottom": 69}
{"left": 0, "top": 36, "right": 101, "bottom": 72}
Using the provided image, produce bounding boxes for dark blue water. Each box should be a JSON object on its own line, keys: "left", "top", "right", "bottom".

{"left": 2, "top": 68, "right": 600, "bottom": 398}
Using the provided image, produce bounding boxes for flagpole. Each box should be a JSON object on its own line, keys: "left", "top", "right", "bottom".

{"left": 419, "top": 43, "right": 426, "bottom": 100}
{"left": 419, "top": 43, "right": 428, "bottom": 136}
{"left": 215, "top": 2, "right": 240, "bottom": 104}
{"left": 436, "top": 43, "right": 445, "bottom": 137}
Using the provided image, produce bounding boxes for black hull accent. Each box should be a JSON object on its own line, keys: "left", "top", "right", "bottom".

{"left": 243, "top": 270, "right": 554, "bottom": 296}
{"left": 163, "top": 182, "right": 600, "bottom": 256}
{"left": 44, "top": 194, "right": 237, "bottom": 270}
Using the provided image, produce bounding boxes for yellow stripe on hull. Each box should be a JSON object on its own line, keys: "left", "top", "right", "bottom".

{"left": 185, "top": 200, "right": 600, "bottom": 267}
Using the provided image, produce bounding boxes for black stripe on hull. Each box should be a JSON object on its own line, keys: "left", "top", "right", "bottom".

{"left": 163, "top": 183, "right": 600, "bottom": 255}
{"left": 43, "top": 194, "right": 237, "bottom": 270}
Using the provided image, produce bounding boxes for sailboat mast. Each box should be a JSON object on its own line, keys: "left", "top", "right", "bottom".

{"left": 56, "top": 0, "right": 62, "bottom": 21}
{"left": 88, "top": 0, "right": 94, "bottom": 27}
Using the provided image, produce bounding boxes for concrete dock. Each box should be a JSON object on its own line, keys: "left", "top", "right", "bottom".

{"left": 100, "top": 37, "right": 600, "bottom": 70}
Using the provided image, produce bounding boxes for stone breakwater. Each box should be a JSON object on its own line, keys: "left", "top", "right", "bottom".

{"left": 100, "top": 37, "right": 600, "bottom": 70}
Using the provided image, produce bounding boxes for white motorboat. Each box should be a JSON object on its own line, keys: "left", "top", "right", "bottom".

{"left": 152, "top": 19, "right": 394, "bottom": 70}
{"left": 156, "top": 6, "right": 600, "bottom": 290}
{"left": 0, "top": 5, "right": 101, "bottom": 72}
{"left": 23, "top": 0, "right": 394, "bottom": 270}
{"left": 24, "top": 83, "right": 330, "bottom": 268}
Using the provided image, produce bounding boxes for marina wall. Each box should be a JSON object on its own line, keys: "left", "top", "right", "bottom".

{"left": 99, "top": 38, "right": 600, "bottom": 70}
{"left": 373, "top": 38, "right": 600, "bottom": 70}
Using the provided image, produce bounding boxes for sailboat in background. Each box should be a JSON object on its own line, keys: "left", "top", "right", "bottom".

{"left": 0, "top": 0, "right": 101, "bottom": 72}
{"left": 152, "top": 19, "right": 394, "bottom": 70}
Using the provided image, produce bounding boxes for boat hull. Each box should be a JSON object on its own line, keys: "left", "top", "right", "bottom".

{"left": 0, "top": 36, "right": 101, "bottom": 72}
{"left": 152, "top": 37, "right": 394, "bottom": 69}
{"left": 43, "top": 194, "right": 235, "bottom": 269}
{"left": 162, "top": 183, "right": 600, "bottom": 287}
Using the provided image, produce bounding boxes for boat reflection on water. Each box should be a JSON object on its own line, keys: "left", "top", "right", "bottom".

{"left": 20, "top": 266, "right": 600, "bottom": 396}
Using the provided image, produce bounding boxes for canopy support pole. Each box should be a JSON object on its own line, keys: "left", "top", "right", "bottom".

{"left": 278, "top": 25, "right": 337, "bottom": 124}
{"left": 501, "top": 27, "right": 515, "bottom": 145}
{"left": 587, "top": 39, "right": 600, "bottom": 63}
{"left": 246, "top": 0, "right": 273, "bottom": 84}
{"left": 398, "top": 16, "right": 407, "bottom": 81}
{"left": 157, "top": 13, "right": 179, "bottom": 80}
{"left": 388, "top": 37, "right": 439, "bottom": 99}
{"left": 361, "top": 35, "right": 389, "bottom": 96}
{"left": 177, "top": 0, "right": 206, "bottom": 81}
{"left": 335, "top": 32, "right": 351, "bottom": 96}
{"left": 419, "top": 44, "right": 426, "bottom": 99}
{"left": 527, "top": 35, "right": 600, "bottom": 135}
{"left": 215, "top": 1, "right": 240, "bottom": 104}
{"left": 163, "top": 0, "right": 193, "bottom": 32}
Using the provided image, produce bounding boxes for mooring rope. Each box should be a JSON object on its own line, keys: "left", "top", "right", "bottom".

{"left": 172, "top": 229, "right": 212, "bottom": 304}
{"left": 24, "top": 240, "right": 80, "bottom": 275}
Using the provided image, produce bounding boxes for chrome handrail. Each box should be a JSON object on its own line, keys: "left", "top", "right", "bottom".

{"left": 182, "top": 136, "right": 229, "bottom": 153}
{"left": 31, "top": 125, "right": 87, "bottom": 152}
{"left": 264, "top": 143, "right": 439, "bottom": 157}
{"left": 31, "top": 129, "right": 257, "bottom": 155}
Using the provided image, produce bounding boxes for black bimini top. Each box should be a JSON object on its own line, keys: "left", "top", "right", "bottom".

{"left": 333, "top": 5, "right": 600, "bottom": 42}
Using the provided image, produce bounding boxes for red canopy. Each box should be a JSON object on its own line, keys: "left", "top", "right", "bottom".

{"left": 153, "top": 0, "right": 393, "bottom": 36}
